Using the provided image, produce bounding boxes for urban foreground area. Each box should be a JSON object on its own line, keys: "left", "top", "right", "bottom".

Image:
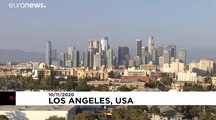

{"left": 0, "top": 36, "right": 216, "bottom": 120}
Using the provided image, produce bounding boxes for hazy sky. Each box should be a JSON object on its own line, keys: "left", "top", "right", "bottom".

{"left": 0, "top": 0, "right": 216, "bottom": 62}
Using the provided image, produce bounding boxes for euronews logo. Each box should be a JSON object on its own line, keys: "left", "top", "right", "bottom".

{"left": 9, "top": 3, "right": 47, "bottom": 9}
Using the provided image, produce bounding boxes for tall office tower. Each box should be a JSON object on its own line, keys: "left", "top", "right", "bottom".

{"left": 157, "top": 46, "right": 163, "bottom": 57}
{"left": 45, "top": 41, "right": 52, "bottom": 66}
{"left": 68, "top": 47, "right": 75, "bottom": 61}
{"left": 106, "top": 49, "right": 113, "bottom": 68}
{"left": 159, "top": 56, "right": 165, "bottom": 66}
{"left": 94, "top": 52, "right": 101, "bottom": 68}
{"left": 166, "top": 45, "right": 176, "bottom": 59}
{"left": 88, "top": 40, "right": 96, "bottom": 67}
{"left": 72, "top": 50, "right": 79, "bottom": 67}
{"left": 83, "top": 51, "right": 89, "bottom": 67}
{"left": 101, "top": 37, "right": 109, "bottom": 51}
{"left": 93, "top": 40, "right": 100, "bottom": 52}
{"left": 148, "top": 36, "right": 154, "bottom": 55}
{"left": 112, "top": 55, "right": 117, "bottom": 67}
{"left": 170, "top": 57, "right": 175, "bottom": 63}
{"left": 51, "top": 49, "right": 58, "bottom": 65}
{"left": 129, "top": 59, "right": 135, "bottom": 67}
{"left": 141, "top": 47, "right": 150, "bottom": 65}
{"left": 163, "top": 49, "right": 170, "bottom": 64}
{"left": 171, "top": 45, "right": 176, "bottom": 58}
{"left": 136, "top": 39, "right": 142, "bottom": 57}
{"left": 118, "top": 46, "right": 130, "bottom": 66}
{"left": 152, "top": 49, "right": 158, "bottom": 65}
{"left": 141, "top": 46, "right": 146, "bottom": 64}
{"left": 59, "top": 52, "right": 65, "bottom": 67}
{"left": 134, "top": 56, "right": 141, "bottom": 67}
{"left": 178, "top": 48, "right": 186, "bottom": 64}
{"left": 64, "top": 52, "right": 69, "bottom": 61}
{"left": 51, "top": 49, "right": 57, "bottom": 60}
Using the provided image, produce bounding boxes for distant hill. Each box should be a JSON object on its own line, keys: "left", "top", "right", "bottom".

{"left": 0, "top": 49, "right": 45, "bottom": 63}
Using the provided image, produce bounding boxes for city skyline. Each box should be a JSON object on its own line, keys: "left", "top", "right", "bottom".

{"left": 0, "top": 0, "right": 216, "bottom": 62}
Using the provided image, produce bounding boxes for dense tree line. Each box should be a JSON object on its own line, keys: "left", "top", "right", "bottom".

{"left": 112, "top": 106, "right": 150, "bottom": 120}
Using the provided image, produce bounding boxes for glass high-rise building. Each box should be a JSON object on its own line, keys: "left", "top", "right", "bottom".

{"left": 163, "top": 49, "right": 170, "bottom": 64}
{"left": 118, "top": 46, "right": 130, "bottom": 66}
{"left": 106, "top": 49, "right": 113, "bottom": 68}
{"left": 136, "top": 39, "right": 142, "bottom": 57}
{"left": 45, "top": 41, "right": 52, "bottom": 66}
{"left": 148, "top": 36, "right": 154, "bottom": 55}
{"left": 83, "top": 51, "right": 89, "bottom": 67}
{"left": 101, "top": 37, "right": 109, "bottom": 51}
{"left": 178, "top": 48, "right": 186, "bottom": 64}
{"left": 94, "top": 52, "right": 101, "bottom": 68}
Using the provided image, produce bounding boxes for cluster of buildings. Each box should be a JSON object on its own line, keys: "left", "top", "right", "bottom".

{"left": 0, "top": 36, "right": 216, "bottom": 88}
{"left": 45, "top": 36, "right": 186, "bottom": 69}
{"left": 0, "top": 105, "right": 186, "bottom": 120}
{"left": 38, "top": 35, "right": 216, "bottom": 85}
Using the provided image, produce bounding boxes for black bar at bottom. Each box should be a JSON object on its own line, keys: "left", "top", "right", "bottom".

{"left": 0, "top": 92, "right": 16, "bottom": 105}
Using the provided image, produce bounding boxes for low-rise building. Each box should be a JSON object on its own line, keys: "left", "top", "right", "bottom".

{"left": 0, "top": 105, "right": 77, "bottom": 120}
{"left": 151, "top": 106, "right": 184, "bottom": 120}
{"left": 189, "top": 59, "right": 214, "bottom": 75}
{"left": 177, "top": 72, "right": 197, "bottom": 83}
{"left": 140, "top": 63, "right": 157, "bottom": 72}
{"left": 211, "top": 76, "right": 216, "bottom": 86}
{"left": 124, "top": 67, "right": 147, "bottom": 76}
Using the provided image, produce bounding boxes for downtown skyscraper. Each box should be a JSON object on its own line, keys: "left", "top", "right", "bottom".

{"left": 136, "top": 39, "right": 142, "bottom": 57}
{"left": 148, "top": 36, "right": 154, "bottom": 55}
{"left": 45, "top": 41, "right": 52, "bottom": 66}
{"left": 178, "top": 48, "right": 186, "bottom": 64}
{"left": 118, "top": 46, "right": 130, "bottom": 67}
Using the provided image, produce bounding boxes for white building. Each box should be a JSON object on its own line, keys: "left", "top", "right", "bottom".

{"left": 170, "top": 59, "right": 184, "bottom": 73}
{"left": 161, "top": 59, "right": 184, "bottom": 74}
{"left": 0, "top": 105, "right": 77, "bottom": 120}
{"left": 177, "top": 72, "right": 197, "bottom": 82}
{"left": 189, "top": 59, "right": 214, "bottom": 75}
{"left": 124, "top": 67, "right": 147, "bottom": 76}
{"left": 159, "top": 56, "right": 164, "bottom": 67}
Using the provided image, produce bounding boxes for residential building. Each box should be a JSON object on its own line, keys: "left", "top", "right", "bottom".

{"left": 0, "top": 106, "right": 77, "bottom": 120}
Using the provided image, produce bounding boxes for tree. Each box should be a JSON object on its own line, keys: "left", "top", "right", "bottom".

{"left": 75, "top": 79, "right": 92, "bottom": 91}
{"left": 71, "top": 112, "right": 96, "bottom": 120}
{"left": 176, "top": 106, "right": 202, "bottom": 119}
{"left": 161, "top": 76, "right": 173, "bottom": 88}
{"left": 0, "top": 77, "right": 6, "bottom": 89}
{"left": 112, "top": 106, "right": 150, "bottom": 120}
{"left": 183, "top": 84, "right": 204, "bottom": 91}
{"left": 40, "top": 76, "right": 60, "bottom": 90}
{"left": 0, "top": 115, "right": 9, "bottom": 120}
{"left": 117, "top": 86, "right": 130, "bottom": 91}
{"left": 38, "top": 70, "right": 44, "bottom": 81}
{"left": 204, "top": 77, "right": 212, "bottom": 84}
{"left": 200, "top": 112, "right": 216, "bottom": 120}
{"left": 149, "top": 106, "right": 160, "bottom": 120}
{"left": 94, "top": 84, "right": 109, "bottom": 91}
{"left": 45, "top": 115, "right": 65, "bottom": 120}
{"left": 65, "top": 76, "right": 78, "bottom": 91}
